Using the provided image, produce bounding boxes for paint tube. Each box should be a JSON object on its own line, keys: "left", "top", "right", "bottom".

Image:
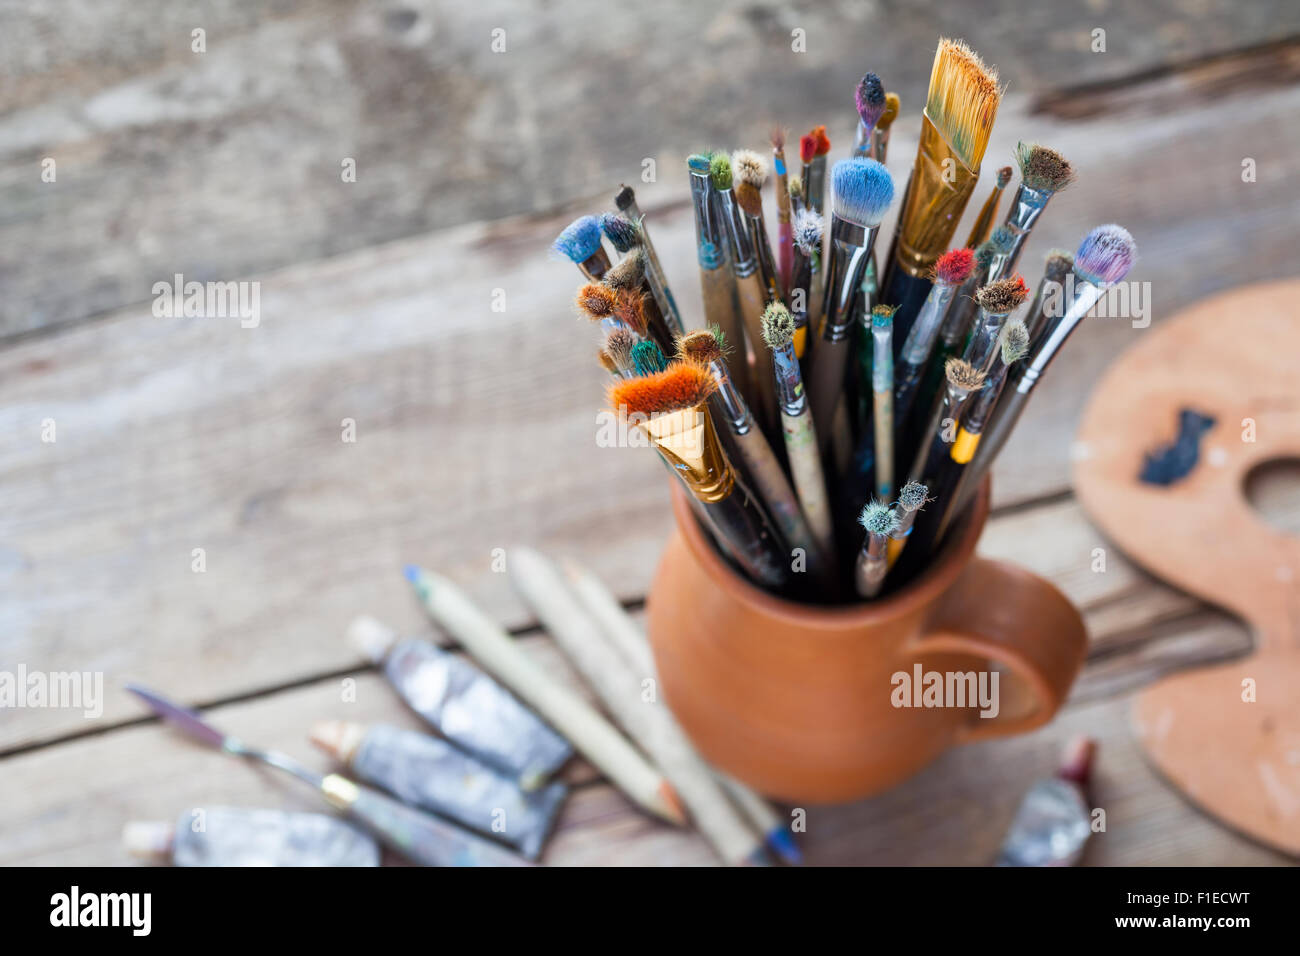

{"left": 312, "top": 721, "right": 566, "bottom": 861}
{"left": 996, "top": 737, "right": 1096, "bottom": 866}
{"left": 350, "top": 615, "right": 573, "bottom": 789}
{"left": 123, "top": 807, "right": 380, "bottom": 867}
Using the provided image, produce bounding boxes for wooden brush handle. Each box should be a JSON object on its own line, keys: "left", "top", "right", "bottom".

{"left": 733, "top": 426, "right": 827, "bottom": 573}
{"left": 703, "top": 484, "right": 790, "bottom": 590}
{"left": 700, "top": 266, "right": 750, "bottom": 402}
{"left": 806, "top": 336, "right": 849, "bottom": 459}
{"left": 780, "top": 411, "right": 834, "bottom": 560}
{"left": 734, "top": 271, "right": 779, "bottom": 435}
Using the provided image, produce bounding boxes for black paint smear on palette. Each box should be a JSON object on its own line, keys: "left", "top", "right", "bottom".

{"left": 1139, "top": 408, "right": 1218, "bottom": 486}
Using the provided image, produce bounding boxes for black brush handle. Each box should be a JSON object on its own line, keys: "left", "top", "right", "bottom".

{"left": 703, "top": 485, "right": 791, "bottom": 591}
{"left": 879, "top": 267, "right": 933, "bottom": 358}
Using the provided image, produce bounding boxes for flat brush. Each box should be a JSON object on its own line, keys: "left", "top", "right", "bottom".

{"left": 614, "top": 185, "right": 685, "bottom": 335}
{"left": 733, "top": 149, "right": 784, "bottom": 305}
{"left": 987, "top": 143, "right": 1076, "bottom": 283}
{"left": 855, "top": 499, "right": 899, "bottom": 599}
{"left": 611, "top": 364, "right": 790, "bottom": 590}
{"left": 554, "top": 215, "right": 611, "bottom": 281}
{"left": 761, "top": 303, "right": 836, "bottom": 574}
{"left": 934, "top": 318, "right": 1029, "bottom": 540}
{"left": 689, "top": 152, "right": 750, "bottom": 402}
{"left": 771, "top": 128, "right": 794, "bottom": 294}
{"left": 788, "top": 208, "right": 823, "bottom": 359}
{"left": 873, "top": 92, "right": 900, "bottom": 162}
{"left": 712, "top": 153, "right": 779, "bottom": 437}
{"left": 964, "top": 225, "right": 1136, "bottom": 502}
{"left": 964, "top": 165, "right": 1013, "bottom": 249}
{"left": 806, "top": 157, "right": 895, "bottom": 458}
{"left": 125, "top": 683, "right": 530, "bottom": 867}
{"left": 853, "top": 72, "right": 886, "bottom": 159}
{"left": 881, "top": 38, "right": 1003, "bottom": 350}
{"left": 680, "top": 327, "right": 829, "bottom": 580}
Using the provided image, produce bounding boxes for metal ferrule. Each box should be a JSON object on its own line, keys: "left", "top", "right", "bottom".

{"left": 1018, "top": 280, "right": 1104, "bottom": 393}
{"left": 820, "top": 215, "right": 876, "bottom": 342}
{"left": 690, "top": 171, "right": 726, "bottom": 270}
{"left": 714, "top": 187, "right": 756, "bottom": 277}
{"left": 771, "top": 342, "right": 807, "bottom": 416}
{"left": 989, "top": 184, "right": 1052, "bottom": 282}
{"left": 709, "top": 360, "right": 752, "bottom": 434}
{"left": 902, "top": 281, "right": 957, "bottom": 365}
{"left": 852, "top": 123, "right": 872, "bottom": 158}
{"left": 872, "top": 126, "right": 891, "bottom": 164}
{"left": 965, "top": 307, "right": 1011, "bottom": 374}
{"left": 871, "top": 322, "right": 893, "bottom": 393}
{"left": 642, "top": 406, "right": 735, "bottom": 503}
{"left": 806, "top": 156, "right": 827, "bottom": 214}
{"left": 891, "top": 506, "right": 920, "bottom": 540}
{"left": 743, "top": 212, "right": 782, "bottom": 302}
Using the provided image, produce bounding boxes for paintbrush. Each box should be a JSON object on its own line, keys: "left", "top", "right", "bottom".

{"left": 610, "top": 363, "right": 790, "bottom": 590}
{"left": 986, "top": 143, "right": 1076, "bottom": 283}
{"left": 555, "top": 556, "right": 801, "bottom": 864}
{"left": 771, "top": 128, "right": 794, "bottom": 295}
{"left": 576, "top": 281, "right": 647, "bottom": 341}
{"left": 806, "top": 157, "right": 895, "bottom": 458}
{"left": 124, "top": 683, "right": 531, "bottom": 867}
{"left": 963, "top": 275, "right": 1030, "bottom": 375}
{"left": 895, "top": 248, "right": 974, "bottom": 427}
{"left": 509, "top": 547, "right": 767, "bottom": 866}
{"left": 853, "top": 72, "right": 887, "bottom": 159}
{"left": 679, "top": 327, "right": 829, "bottom": 580}
{"left": 964, "top": 165, "right": 1013, "bottom": 248}
{"left": 855, "top": 499, "right": 899, "bottom": 598}
{"left": 689, "top": 152, "right": 751, "bottom": 403}
{"left": 802, "top": 126, "right": 831, "bottom": 216}
{"left": 605, "top": 327, "right": 638, "bottom": 377}
{"left": 711, "top": 153, "right": 779, "bottom": 436}
{"left": 933, "top": 318, "right": 1030, "bottom": 540}
{"left": 761, "top": 303, "right": 836, "bottom": 573}
{"left": 403, "top": 565, "right": 688, "bottom": 826}
{"left": 788, "top": 207, "right": 823, "bottom": 359}
{"left": 959, "top": 225, "right": 1136, "bottom": 507}
{"left": 603, "top": 248, "right": 676, "bottom": 355}
{"left": 553, "top": 215, "right": 610, "bottom": 281}
{"left": 869, "top": 305, "right": 897, "bottom": 498}
{"left": 885, "top": 480, "right": 930, "bottom": 566}
{"left": 1023, "top": 248, "right": 1075, "bottom": 352}
{"left": 732, "top": 149, "right": 783, "bottom": 305}
{"left": 873, "top": 92, "right": 900, "bottom": 162}
{"left": 614, "top": 185, "right": 685, "bottom": 335}
{"left": 880, "top": 38, "right": 1003, "bottom": 349}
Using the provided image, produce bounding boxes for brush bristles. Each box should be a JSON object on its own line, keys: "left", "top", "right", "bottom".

{"left": 945, "top": 357, "right": 985, "bottom": 392}
{"left": 687, "top": 153, "right": 712, "bottom": 173}
{"left": 788, "top": 176, "right": 804, "bottom": 200}
{"left": 799, "top": 134, "right": 816, "bottom": 164}
{"left": 576, "top": 283, "right": 617, "bottom": 319}
{"left": 934, "top": 247, "right": 975, "bottom": 284}
{"left": 614, "top": 185, "right": 635, "bottom": 211}
{"left": 760, "top": 302, "right": 795, "bottom": 350}
{"left": 1000, "top": 319, "right": 1030, "bottom": 364}
{"left": 606, "top": 328, "right": 636, "bottom": 370}
{"left": 678, "top": 328, "right": 724, "bottom": 366}
{"left": 609, "top": 363, "right": 717, "bottom": 417}
{"left": 871, "top": 304, "right": 896, "bottom": 327}
{"left": 859, "top": 500, "right": 900, "bottom": 536}
{"left": 1044, "top": 249, "right": 1074, "bottom": 281}
{"left": 1075, "top": 224, "right": 1136, "bottom": 285}
{"left": 996, "top": 165, "right": 1012, "bottom": 189}
{"left": 792, "top": 207, "right": 823, "bottom": 253}
{"left": 976, "top": 275, "right": 1029, "bottom": 313}
{"left": 1016, "top": 142, "right": 1076, "bottom": 192}
{"left": 925, "top": 38, "right": 1002, "bottom": 169}
{"left": 812, "top": 125, "right": 831, "bottom": 157}
{"left": 612, "top": 289, "right": 649, "bottom": 335}
{"left": 631, "top": 339, "right": 668, "bottom": 376}
{"left": 732, "top": 149, "right": 769, "bottom": 187}
{"left": 603, "top": 248, "right": 645, "bottom": 290}
{"left": 553, "top": 215, "right": 603, "bottom": 263}
{"left": 597, "top": 348, "right": 618, "bottom": 373}
{"left": 899, "top": 480, "right": 929, "bottom": 511}
{"left": 709, "top": 154, "right": 733, "bottom": 191}
{"left": 599, "top": 213, "right": 642, "bottom": 253}
{"left": 831, "top": 157, "right": 895, "bottom": 226}
{"left": 856, "top": 72, "right": 886, "bottom": 128}
{"left": 769, "top": 126, "right": 786, "bottom": 151}
{"left": 974, "top": 241, "right": 996, "bottom": 269}
{"left": 879, "top": 92, "right": 900, "bottom": 130}
{"left": 989, "top": 224, "right": 1015, "bottom": 251}
{"left": 734, "top": 180, "right": 764, "bottom": 218}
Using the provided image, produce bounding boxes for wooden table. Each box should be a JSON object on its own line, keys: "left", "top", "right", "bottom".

{"left": 3, "top": 2, "right": 1299, "bottom": 865}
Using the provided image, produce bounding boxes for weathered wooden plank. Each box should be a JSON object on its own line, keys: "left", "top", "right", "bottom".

{"left": 1, "top": 657, "right": 1288, "bottom": 866}
{"left": 3, "top": 3, "right": 1299, "bottom": 336}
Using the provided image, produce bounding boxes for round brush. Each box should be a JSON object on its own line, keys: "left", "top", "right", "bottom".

{"left": 553, "top": 215, "right": 610, "bottom": 281}
{"left": 614, "top": 185, "right": 684, "bottom": 335}
{"left": 855, "top": 499, "right": 900, "bottom": 599}
{"left": 986, "top": 143, "right": 1076, "bottom": 284}
{"left": 964, "top": 165, "right": 1013, "bottom": 249}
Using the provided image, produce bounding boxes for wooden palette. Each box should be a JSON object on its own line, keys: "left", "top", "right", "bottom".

{"left": 1074, "top": 278, "right": 1300, "bottom": 855}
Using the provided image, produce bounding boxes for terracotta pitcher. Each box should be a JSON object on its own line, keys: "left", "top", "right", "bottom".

{"left": 646, "top": 480, "right": 1087, "bottom": 804}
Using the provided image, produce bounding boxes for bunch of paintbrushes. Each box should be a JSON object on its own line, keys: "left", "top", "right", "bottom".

{"left": 555, "top": 36, "right": 1137, "bottom": 603}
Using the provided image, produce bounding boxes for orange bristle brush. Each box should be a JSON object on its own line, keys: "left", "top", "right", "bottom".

{"left": 804, "top": 125, "right": 831, "bottom": 216}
